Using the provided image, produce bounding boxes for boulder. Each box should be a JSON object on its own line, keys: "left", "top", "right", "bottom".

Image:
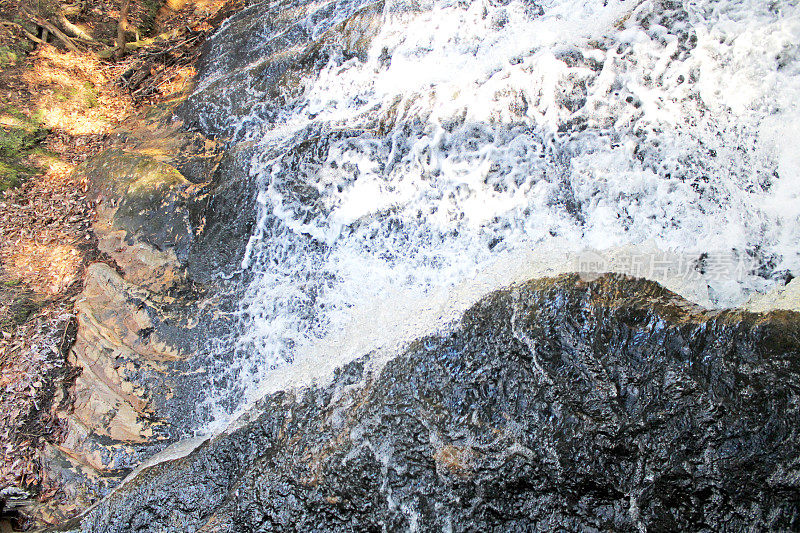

{"left": 54, "top": 274, "right": 800, "bottom": 532}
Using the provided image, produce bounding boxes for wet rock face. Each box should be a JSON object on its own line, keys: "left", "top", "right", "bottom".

{"left": 178, "top": 0, "right": 385, "bottom": 137}
{"left": 59, "top": 274, "right": 800, "bottom": 532}
{"left": 81, "top": 107, "right": 257, "bottom": 286}
{"left": 44, "top": 105, "right": 254, "bottom": 513}
{"left": 185, "top": 143, "right": 258, "bottom": 285}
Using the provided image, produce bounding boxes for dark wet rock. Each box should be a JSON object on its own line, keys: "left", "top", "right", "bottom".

{"left": 77, "top": 101, "right": 262, "bottom": 288}
{"left": 186, "top": 142, "right": 258, "bottom": 284}
{"left": 43, "top": 263, "right": 207, "bottom": 510}
{"left": 76, "top": 102, "right": 224, "bottom": 291}
{"left": 54, "top": 274, "right": 800, "bottom": 532}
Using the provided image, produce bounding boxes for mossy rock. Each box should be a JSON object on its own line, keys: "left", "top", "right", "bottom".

{"left": 79, "top": 150, "right": 205, "bottom": 262}
{"left": 0, "top": 40, "right": 34, "bottom": 67}
{"left": 0, "top": 159, "right": 36, "bottom": 191}
{"left": 0, "top": 46, "right": 20, "bottom": 67}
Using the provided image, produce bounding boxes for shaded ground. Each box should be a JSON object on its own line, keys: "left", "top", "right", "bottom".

{"left": 0, "top": 0, "right": 244, "bottom": 529}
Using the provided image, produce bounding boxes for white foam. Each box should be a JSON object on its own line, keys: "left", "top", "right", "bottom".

{"left": 197, "top": 0, "right": 800, "bottom": 431}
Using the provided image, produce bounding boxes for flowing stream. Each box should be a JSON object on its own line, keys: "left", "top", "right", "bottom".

{"left": 192, "top": 0, "right": 800, "bottom": 432}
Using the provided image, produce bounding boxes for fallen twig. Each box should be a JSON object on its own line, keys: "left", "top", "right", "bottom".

{"left": 0, "top": 19, "right": 48, "bottom": 47}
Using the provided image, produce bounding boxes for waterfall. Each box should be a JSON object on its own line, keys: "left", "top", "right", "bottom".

{"left": 190, "top": 0, "right": 800, "bottom": 432}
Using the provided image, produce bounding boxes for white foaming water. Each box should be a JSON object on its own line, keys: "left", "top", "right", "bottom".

{"left": 199, "top": 0, "right": 800, "bottom": 432}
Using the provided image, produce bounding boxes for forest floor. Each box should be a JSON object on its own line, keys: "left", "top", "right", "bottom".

{"left": 0, "top": 0, "right": 242, "bottom": 528}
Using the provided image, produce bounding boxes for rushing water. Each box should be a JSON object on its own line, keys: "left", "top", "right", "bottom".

{"left": 193, "top": 0, "right": 800, "bottom": 431}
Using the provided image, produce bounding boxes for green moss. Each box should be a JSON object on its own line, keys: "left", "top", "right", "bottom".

{"left": 0, "top": 125, "right": 44, "bottom": 155}
{"left": 1, "top": 106, "right": 44, "bottom": 131}
{"left": 0, "top": 160, "right": 34, "bottom": 191}
{"left": 82, "top": 81, "right": 99, "bottom": 108}
{"left": 0, "top": 46, "right": 19, "bottom": 66}
{"left": 0, "top": 107, "right": 48, "bottom": 193}
{"left": 0, "top": 284, "right": 42, "bottom": 332}
{"left": 0, "top": 37, "right": 34, "bottom": 69}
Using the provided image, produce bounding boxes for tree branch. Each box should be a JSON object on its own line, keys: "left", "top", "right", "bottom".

{"left": 116, "top": 0, "right": 131, "bottom": 59}
{"left": 21, "top": 8, "right": 81, "bottom": 53}
{"left": 0, "top": 19, "right": 48, "bottom": 47}
{"left": 98, "top": 27, "right": 187, "bottom": 59}
{"left": 57, "top": 13, "right": 95, "bottom": 42}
